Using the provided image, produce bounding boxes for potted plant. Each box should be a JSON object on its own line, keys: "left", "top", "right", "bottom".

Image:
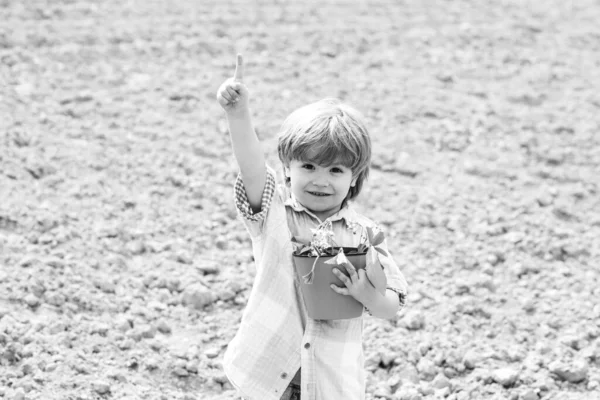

{"left": 292, "top": 223, "right": 388, "bottom": 320}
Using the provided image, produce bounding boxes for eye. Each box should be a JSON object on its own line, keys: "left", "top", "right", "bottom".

{"left": 302, "top": 163, "right": 315, "bottom": 170}
{"left": 331, "top": 167, "right": 344, "bottom": 173}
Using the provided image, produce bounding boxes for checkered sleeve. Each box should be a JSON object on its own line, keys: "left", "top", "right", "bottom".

{"left": 363, "top": 239, "right": 408, "bottom": 317}
{"left": 233, "top": 167, "right": 276, "bottom": 222}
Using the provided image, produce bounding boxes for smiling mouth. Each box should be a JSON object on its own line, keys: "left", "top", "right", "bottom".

{"left": 308, "top": 191, "right": 331, "bottom": 197}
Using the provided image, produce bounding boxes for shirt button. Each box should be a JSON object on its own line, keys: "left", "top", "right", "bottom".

{"left": 304, "top": 343, "right": 310, "bottom": 349}
{"left": 281, "top": 372, "right": 287, "bottom": 379}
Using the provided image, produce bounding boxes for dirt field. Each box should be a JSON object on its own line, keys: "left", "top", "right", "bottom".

{"left": 1, "top": 0, "right": 600, "bottom": 399}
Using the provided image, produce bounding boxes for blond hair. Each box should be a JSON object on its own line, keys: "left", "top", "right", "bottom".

{"left": 277, "top": 98, "right": 371, "bottom": 202}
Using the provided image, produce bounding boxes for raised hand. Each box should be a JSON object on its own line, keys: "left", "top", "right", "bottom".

{"left": 216, "top": 53, "right": 250, "bottom": 114}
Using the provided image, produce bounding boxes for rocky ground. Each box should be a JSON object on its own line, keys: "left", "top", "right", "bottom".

{"left": 1, "top": 0, "right": 600, "bottom": 399}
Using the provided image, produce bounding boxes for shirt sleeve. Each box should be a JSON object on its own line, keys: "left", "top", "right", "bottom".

{"left": 233, "top": 166, "right": 277, "bottom": 237}
{"left": 377, "top": 239, "right": 408, "bottom": 314}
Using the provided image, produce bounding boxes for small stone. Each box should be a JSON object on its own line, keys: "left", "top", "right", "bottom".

{"left": 403, "top": 311, "right": 425, "bottom": 330}
{"left": 462, "top": 349, "right": 481, "bottom": 369}
{"left": 172, "top": 367, "right": 189, "bottom": 377}
{"left": 215, "top": 236, "right": 228, "bottom": 250}
{"left": 92, "top": 380, "right": 110, "bottom": 394}
{"left": 115, "top": 317, "right": 132, "bottom": 332}
{"left": 24, "top": 294, "right": 40, "bottom": 308}
{"left": 520, "top": 389, "right": 538, "bottom": 400}
{"left": 139, "top": 324, "right": 156, "bottom": 339}
{"left": 397, "top": 364, "right": 420, "bottom": 385}
{"left": 175, "top": 250, "right": 193, "bottom": 264}
{"left": 126, "top": 240, "right": 145, "bottom": 255}
{"left": 46, "top": 292, "right": 66, "bottom": 307}
{"left": 395, "top": 385, "right": 422, "bottom": 400}
{"left": 145, "top": 357, "right": 160, "bottom": 370}
{"left": 94, "top": 279, "right": 116, "bottom": 293}
{"left": 549, "top": 359, "right": 588, "bottom": 383}
{"left": 431, "top": 373, "right": 451, "bottom": 390}
{"left": 156, "top": 319, "right": 172, "bottom": 334}
{"left": 19, "top": 256, "right": 40, "bottom": 268}
{"left": 417, "top": 358, "right": 437, "bottom": 381}
{"left": 118, "top": 338, "right": 135, "bottom": 350}
{"left": 90, "top": 323, "right": 110, "bottom": 336}
{"left": 167, "top": 278, "right": 183, "bottom": 293}
{"left": 560, "top": 335, "right": 582, "bottom": 350}
{"left": 182, "top": 284, "right": 216, "bottom": 310}
{"left": 185, "top": 361, "right": 198, "bottom": 373}
{"left": 504, "top": 231, "right": 525, "bottom": 244}
{"left": 204, "top": 348, "right": 220, "bottom": 359}
{"left": 12, "top": 387, "right": 26, "bottom": 400}
{"left": 196, "top": 261, "right": 219, "bottom": 275}
{"left": 492, "top": 367, "right": 519, "bottom": 387}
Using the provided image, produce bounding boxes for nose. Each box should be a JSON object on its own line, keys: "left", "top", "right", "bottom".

{"left": 312, "top": 172, "right": 329, "bottom": 187}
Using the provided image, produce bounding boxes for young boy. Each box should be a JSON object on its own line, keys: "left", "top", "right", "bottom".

{"left": 216, "top": 54, "right": 408, "bottom": 400}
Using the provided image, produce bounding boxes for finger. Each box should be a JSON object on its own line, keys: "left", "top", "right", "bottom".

{"left": 333, "top": 268, "right": 350, "bottom": 286}
{"left": 358, "top": 268, "right": 367, "bottom": 280}
{"left": 219, "top": 91, "right": 234, "bottom": 104}
{"left": 234, "top": 53, "right": 244, "bottom": 82}
{"left": 330, "top": 284, "right": 350, "bottom": 296}
{"left": 231, "top": 81, "right": 243, "bottom": 94}
{"left": 225, "top": 86, "right": 239, "bottom": 100}
{"left": 341, "top": 261, "right": 358, "bottom": 282}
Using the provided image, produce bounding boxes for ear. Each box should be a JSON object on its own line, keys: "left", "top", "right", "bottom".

{"left": 283, "top": 165, "right": 291, "bottom": 182}
{"left": 350, "top": 176, "right": 358, "bottom": 187}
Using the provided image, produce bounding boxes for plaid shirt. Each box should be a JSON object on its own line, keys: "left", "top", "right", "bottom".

{"left": 223, "top": 166, "right": 408, "bottom": 400}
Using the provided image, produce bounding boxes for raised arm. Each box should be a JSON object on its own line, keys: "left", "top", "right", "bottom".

{"left": 216, "top": 54, "right": 266, "bottom": 212}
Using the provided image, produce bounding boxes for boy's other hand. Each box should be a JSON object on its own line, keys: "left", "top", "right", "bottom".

{"left": 217, "top": 53, "right": 250, "bottom": 114}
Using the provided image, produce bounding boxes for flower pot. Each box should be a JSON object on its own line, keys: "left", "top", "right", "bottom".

{"left": 293, "top": 248, "right": 367, "bottom": 320}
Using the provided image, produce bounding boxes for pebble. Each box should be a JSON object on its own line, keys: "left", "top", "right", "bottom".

{"left": 204, "top": 347, "right": 220, "bottom": 359}
{"left": 403, "top": 311, "right": 425, "bottom": 330}
{"left": 145, "top": 357, "right": 160, "bottom": 370}
{"left": 94, "top": 279, "right": 116, "bottom": 294}
{"left": 397, "top": 364, "right": 420, "bottom": 385}
{"left": 417, "top": 358, "right": 437, "bottom": 381}
{"left": 156, "top": 319, "right": 172, "bottom": 334}
{"left": 126, "top": 240, "right": 145, "bottom": 255}
{"left": 462, "top": 349, "right": 481, "bottom": 369}
{"left": 520, "top": 389, "right": 538, "bottom": 400}
{"left": 182, "top": 284, "right": 216, "bottom": 310}
{"left": 185, "top": 360, "right": 198, "bottom": 373}
{"left": 394, "top": 385, "right": 422, "bottom": 400}
{"left": 92, "top": 380, "right": 110, "bottom": 394}
{"left": 19, "top": 256, "right": 40, "bottom": 268}
{"left": 115, "top": 317, "right": 132, "bottom": 332}
{"left": 431, "top": 373, "right": 451, "bottom": 390}
{"left": 548, "top": 359, "right": 588, "bottom": 383}
{"left": 172, "top": 367, "right": 189, "bottom": 377}
{"left": 12, "top": 387, "right": 26, "bottom": 400}
{"left": 492, "top": 367, "right": 519, "bottom": 387}
{"left": 139, "top": 324, "right": 156, "bottom": 339}
{"left": 24, "top": 294, "right": 40, "bottom": 308}
{"left": 90, "top": 323, "right": 110, "bottom": 336}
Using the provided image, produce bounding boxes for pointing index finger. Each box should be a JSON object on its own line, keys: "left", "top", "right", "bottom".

{"left": 234, "top": 53, "right": 244, "bottom": 82}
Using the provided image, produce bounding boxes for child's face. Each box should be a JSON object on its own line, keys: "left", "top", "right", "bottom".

{"left": 285, "top": 159, "right": 357, "bottom": 221}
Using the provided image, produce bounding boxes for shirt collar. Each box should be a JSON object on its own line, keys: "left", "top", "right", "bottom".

{"left": 283, "top": 186, "right": 356, "bottom": 224}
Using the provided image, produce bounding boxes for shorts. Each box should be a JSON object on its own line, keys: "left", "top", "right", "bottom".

{"left": 280, "top": 382, "right": 301, "bottom": 400}
{"left": 239, "top": 382, "right": 301, "bottom": 400}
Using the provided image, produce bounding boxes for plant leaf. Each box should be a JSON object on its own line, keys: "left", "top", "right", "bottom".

{"left": 371, "top": 231, "right": 385, "bottom": 246}
{"left": 366, "top": 226, "right": 375, "bottom": 244}
{"left": 365, "top": 248, "right": 387, "bottom": 295}
{"left": 374, "top": 246, "right": 388, "bottom": 257}
{"left": 324, "top": 249, "right": 349, "bottom": 266}
{"left": 297, "top": 246, "right": 313, "bottom": 256}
